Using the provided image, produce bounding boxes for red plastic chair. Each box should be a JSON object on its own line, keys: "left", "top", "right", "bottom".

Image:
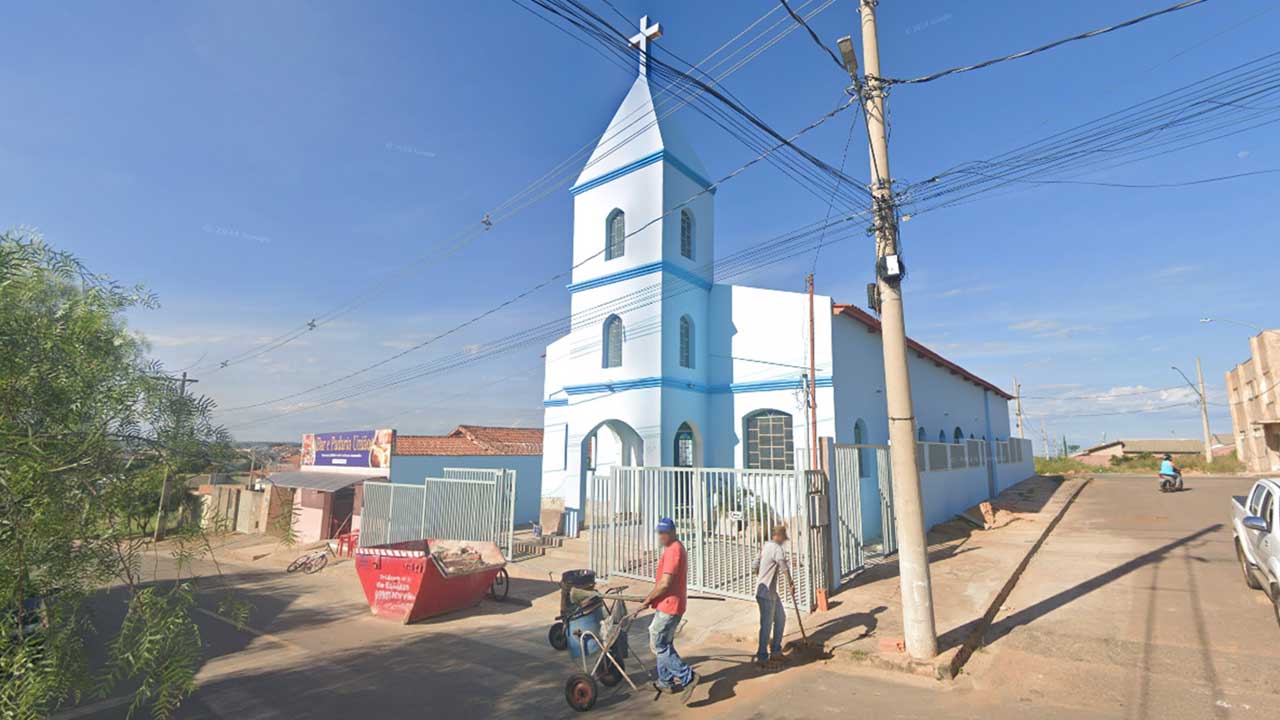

{"left": 336, "top": 530, "right": 359, "bottom": 557}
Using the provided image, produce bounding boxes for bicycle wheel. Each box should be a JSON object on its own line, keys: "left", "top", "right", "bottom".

{"left": 286, "top": 555, "right": 309, "bottom": 573}
{"left": 303, "top": 553, "right": 328, "bottom": 574}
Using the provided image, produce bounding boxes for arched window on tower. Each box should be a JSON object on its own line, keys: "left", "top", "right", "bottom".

{"left": 605, "top": 209, "right": 625, "bottom": 260}
{"left": 680, "top": 209, "right": 694, "bottom": 260}
{"left": 602, "top": 315, "right": 623, "bottom": 368}
{"left": 674, "top": 422, "right": 695, "bottom": 468}
{"left": 679, "top": 315, "right": 694, "bottom": 368}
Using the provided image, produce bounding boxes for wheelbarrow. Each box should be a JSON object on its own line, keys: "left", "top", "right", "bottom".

{"left": 561, "top": 590, "right": 724, "bottom": 712}
{"left": 353, "top": 538, "right": 508, "bottom": 623}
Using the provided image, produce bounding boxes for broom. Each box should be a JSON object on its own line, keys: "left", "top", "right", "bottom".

{"left": 783, "top": 573, "right": 830, "bottom": 660}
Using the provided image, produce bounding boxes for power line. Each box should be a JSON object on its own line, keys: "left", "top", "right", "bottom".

{"left": 1020, "top": 385, "right": 1184, "bottom": 400}
{"left": 778, "top": 0, "right": 844, "bottom": 72}
{"left": 884, "top": 0, "right": 1212, "bottom": 86}
{"left": 193, "top": 0, "right": 838, "bottom": 376}
{"left": 217, "top": 95, "right": 861, "bottom": 415}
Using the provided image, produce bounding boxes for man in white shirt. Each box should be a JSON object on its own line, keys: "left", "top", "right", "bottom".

{"left": 751, "top": 523, "right": 793, "bottom": 667}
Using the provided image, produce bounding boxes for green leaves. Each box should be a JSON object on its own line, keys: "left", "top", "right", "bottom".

{"left": 1, "top": 230, "right": 236, "bottom": 718}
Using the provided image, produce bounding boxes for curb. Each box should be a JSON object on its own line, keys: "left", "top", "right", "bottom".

{"left": 943, "top": 477, "right": 1091, "bottom": 678}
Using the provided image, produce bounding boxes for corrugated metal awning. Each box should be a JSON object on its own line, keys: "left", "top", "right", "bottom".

{"left": 267, "top": 471, "right": 378, "bottom": 492}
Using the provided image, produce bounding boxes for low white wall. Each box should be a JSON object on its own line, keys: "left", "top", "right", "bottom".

{"left": 920, "top": 464, "right": 991, "bottom": 529}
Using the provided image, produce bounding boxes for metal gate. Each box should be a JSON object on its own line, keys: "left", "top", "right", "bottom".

{"left": 830, "top": 444, "right": 895, "bottom": 582}
{"left": 360, "top": 468, "right": 516, "bottom": 557}
{"left": 588, "top": 466, "right": 813, "bottom": 609}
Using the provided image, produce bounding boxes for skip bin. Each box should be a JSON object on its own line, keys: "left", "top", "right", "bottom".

{"left": 354, "top": 538, "right": 506, "bottom": 623}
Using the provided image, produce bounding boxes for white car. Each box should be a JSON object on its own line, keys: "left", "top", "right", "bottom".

{"left": 1232, "top": 478, "right": 1280, "bottom": 628}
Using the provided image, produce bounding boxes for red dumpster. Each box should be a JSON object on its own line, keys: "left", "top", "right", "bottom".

{"left": 354, "top": 539, "right": 506, "bottom": 623}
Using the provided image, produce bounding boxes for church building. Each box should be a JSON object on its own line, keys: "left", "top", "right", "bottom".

{"left": 540, "top": 19, "right": 1014, "bottom": 520}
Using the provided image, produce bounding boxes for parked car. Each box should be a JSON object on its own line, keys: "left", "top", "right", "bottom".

{"left": 1231, "top": 478, "right": 1280, "bottom": 627}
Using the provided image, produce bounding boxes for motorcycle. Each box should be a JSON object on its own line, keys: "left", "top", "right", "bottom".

{"left": 1158, "top": 472, "right": 1183, "bottom": 493}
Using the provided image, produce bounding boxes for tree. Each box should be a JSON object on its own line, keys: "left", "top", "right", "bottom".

{"left": 0, "top": 231, "right": 238, "bottom": 719}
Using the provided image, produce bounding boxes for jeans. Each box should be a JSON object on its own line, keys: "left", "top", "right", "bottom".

{"left": 649, "top": 610, "right": 692, "bottom": 689}
{"left": 755, "top": 589, "right": 786, "bottom": 661}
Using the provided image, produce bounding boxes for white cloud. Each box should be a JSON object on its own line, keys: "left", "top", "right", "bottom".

{"left": 1152, "top": 264, "right": 1196, "bottom": 279}
{"left": 1237, "top": 150, "right": 1251, "bottom": 159}
{"left": 1008, "top": 319, "right": 1101, "bottom": 339}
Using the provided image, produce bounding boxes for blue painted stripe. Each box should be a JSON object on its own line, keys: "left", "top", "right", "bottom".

{"left": 543, "top": 398, "right": 569, "bottom": 407}
{"left": 570, "top": 150, "right": 714, "bottom": 196}
{"left": 567, "top": 261, "right": 711, "bottom": 294}
{"left": 559, "top": 374, "right": 832, "bottom": 397}
{"left": 567, "top": 261, "right": 662, "bottom": 293}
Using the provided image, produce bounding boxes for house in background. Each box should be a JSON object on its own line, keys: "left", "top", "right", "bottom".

{"left": 1075, "top": 438, "right": 1207, "bottom": 467}
{"left": 390, "top": 425, "right": 543, "bottom": 526}
{"left": 266, "top": 429, "right": 393, "bottom": 545}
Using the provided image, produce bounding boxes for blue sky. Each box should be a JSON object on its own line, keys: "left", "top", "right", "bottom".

{"left": 3, "top": 0, "right": 1275, "bottom": 450}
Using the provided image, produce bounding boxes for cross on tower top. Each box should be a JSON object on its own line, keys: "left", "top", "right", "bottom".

{"left": 629, "top": 15, "right": 662, "bottom": 78}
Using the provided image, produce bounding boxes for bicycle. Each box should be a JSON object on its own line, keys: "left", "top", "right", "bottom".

{"left": 287, "top": 546, "right": 333, "bottom": 574}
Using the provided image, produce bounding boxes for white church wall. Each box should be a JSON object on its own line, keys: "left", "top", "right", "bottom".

{"left": 709, "top": 284, "right": 836, "bottom": 468}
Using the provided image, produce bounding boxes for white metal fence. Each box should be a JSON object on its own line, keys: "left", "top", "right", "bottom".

{"left": 588, "top": 466, "right": 814, "bottom": 609}
{"left": 830, "top": 444, "right": 894, "bottom": 583}
{"left": 360, "top": 468, "right": 516, "bottom": 557}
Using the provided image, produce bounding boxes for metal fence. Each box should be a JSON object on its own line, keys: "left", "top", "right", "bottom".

{"left": 588, "top": 466, "right": 813, "bottom": 609}
{"left": 830, "top": 443, "right": 894, "bottom": 583}
{"left": 360, "top": 469, "right": 516, "bottom": 557}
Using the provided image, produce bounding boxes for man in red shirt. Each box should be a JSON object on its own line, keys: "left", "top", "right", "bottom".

{"left": 642, "top": 517, "right": 698, "bottom": 701}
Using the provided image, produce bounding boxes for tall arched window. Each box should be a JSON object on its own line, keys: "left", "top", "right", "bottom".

{"left": 917, "top": 426, "right": 927, "bottom": 442}
{"left": 674, "top": 422, "right": 695, "bottom": 468}
{"left": 954, "top": 427, "right": 964, "bottom": 444}
{"left": 678, "top": 315, "right": 694, "bottom": 368}
{"left": 679, "top": 209, "right": 694, "bottom": 260}
{"left": 602, "top": 315, "right": 623, "bottom": 368}
{"left": 744, "top": 410, "right": 794, "bottom": 470}
{"left": 853, "top": 418, "right": 870, "bottom": 479}
{"left": 605, "top": 209, "right": 625, "bottom": 260}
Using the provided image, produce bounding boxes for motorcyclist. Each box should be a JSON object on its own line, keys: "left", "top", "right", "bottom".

{"left": 1158, "top": 453, "right": 1182, "bottom": 490}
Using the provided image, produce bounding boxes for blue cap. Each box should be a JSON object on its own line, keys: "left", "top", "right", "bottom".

{"left": 655, "top": 517, "right": 676, "bottom": 533}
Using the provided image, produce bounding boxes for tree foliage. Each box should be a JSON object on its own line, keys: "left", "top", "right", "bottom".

{"left": 0, "top": 231, "right": 238, "bottom": 719}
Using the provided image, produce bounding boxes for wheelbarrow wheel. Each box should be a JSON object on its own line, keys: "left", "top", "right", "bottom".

{"left": 596, "top": 656, "right": 624, "bottom": 687}
{"left": 548, "top": 622, "right": 568, "bottom": 651}
{"left": 565, "top": 673, "right": 598, "bottom": 712}
{"left": 488, "top": 568, "right": 510, "bottom": 601}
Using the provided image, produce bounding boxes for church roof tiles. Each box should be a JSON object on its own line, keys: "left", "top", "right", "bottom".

{"left": 394, "top": 425, "right": 543, "bottom": 457}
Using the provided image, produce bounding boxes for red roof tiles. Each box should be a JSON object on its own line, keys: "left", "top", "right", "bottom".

{"left": 394, "top": 425, "right": 543, "bottom": 457}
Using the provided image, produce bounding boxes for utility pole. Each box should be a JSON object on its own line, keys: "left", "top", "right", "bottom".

{"left": 153, "top": 371, "right": 198, "bottom": 542}
{"left": 1014, "top": 376, "right": 1025, "bottom": 439}
{"left": 837, "top": 0, "right": 938, "bottom": 659}
{"left": 1041, "top": 417, "right": 1050, "bottom": 459}
{"left": 1196, "top": 357, "right": 1213, "bottom": 464}
{"left": 807, "top": 273, "right": 820, "bottom": 471}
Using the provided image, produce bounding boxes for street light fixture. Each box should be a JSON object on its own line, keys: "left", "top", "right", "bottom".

{"left": 1199, "top": 317, "right": 1262, "bottom": 333}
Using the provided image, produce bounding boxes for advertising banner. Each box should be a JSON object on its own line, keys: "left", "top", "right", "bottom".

{"left": 301, "top": 429, "right": 394, "bottom": 469}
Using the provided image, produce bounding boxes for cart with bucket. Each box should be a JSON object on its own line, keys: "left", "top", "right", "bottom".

{"left": 353, "top": 538, "right": 509, "bottom": 623}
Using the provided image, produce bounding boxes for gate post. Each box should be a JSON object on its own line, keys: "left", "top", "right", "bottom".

{"left": 693, "top": 469, "right": 705, "bottom": 591}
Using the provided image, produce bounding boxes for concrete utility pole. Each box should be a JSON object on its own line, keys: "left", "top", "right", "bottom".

{"left": 1041, "top": 417, "right": 1051, "bottom": 459}
{"left": 807, "top": 273, "right": 820, "bottom": 471}
{"left": 1014, "top": 376, "right": 1025, "bottom": 439}
{"left": 837, "top": 0, "right": 938, "bottom": 660}
{"left": 1196, "top": 357, "right": 1213, "bottom": 464}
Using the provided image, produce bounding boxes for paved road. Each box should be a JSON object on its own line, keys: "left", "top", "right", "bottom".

{"left": 967, "top": 474, "right": 1280, "bottom": 719}
{"left": 60, "top": 474, "right": 1280, "bottom": 719}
